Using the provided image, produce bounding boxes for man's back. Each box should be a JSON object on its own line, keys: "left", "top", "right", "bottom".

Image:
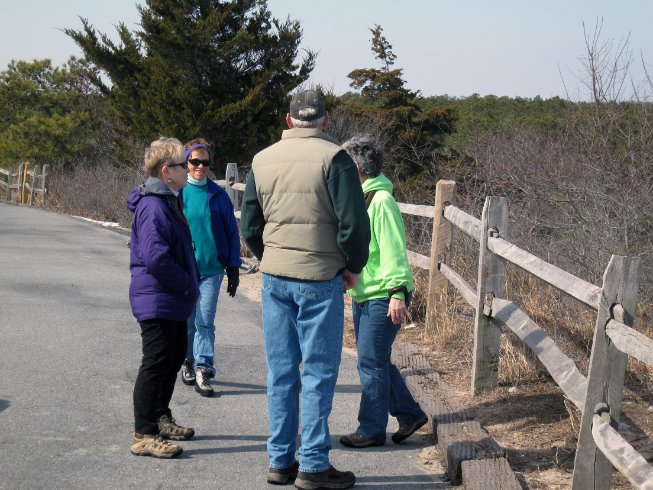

{"left": 243, "top": 127, "right": 369, "bottom": 281}
{"left": 251, "top": 128, "right": 344, "bottom": 280}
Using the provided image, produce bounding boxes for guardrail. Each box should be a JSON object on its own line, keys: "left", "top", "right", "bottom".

{"left": 0, "top": 162, "right": 50, "bottom": 206}
{"left": 220, "top": 167, "right": 651, "bottom": 489}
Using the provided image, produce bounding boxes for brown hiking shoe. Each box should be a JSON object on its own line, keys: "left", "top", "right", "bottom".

{"left": 130, "top": 433, "right": 182, "bottom": 458}
{"left": 339, "top": 431, "right": 385, "bottom": 448}
{"left": 267, "top": 460, "right": 299, "bottom": 485}
{"left": 158, "top": 415, "right": 195, "bottom": 440}
{"left": 392, "top": 415, "right": 429, "bottom": 444}
{"left": 294, "top": 465, "right": 355, "bottom": 489}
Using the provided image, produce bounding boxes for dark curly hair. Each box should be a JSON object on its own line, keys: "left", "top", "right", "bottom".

{"left": 342, "top": 134, "right": 383, "bottom": 178}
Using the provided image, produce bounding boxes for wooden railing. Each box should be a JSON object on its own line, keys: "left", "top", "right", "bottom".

{"left": 220, "top": 168, "right": 651, "bottom": 489}
{"left": 404, "top": 180, "right": 651, "bottom": 490}
{"left": 0, "top": 162, "right": 50, "bottom": 206}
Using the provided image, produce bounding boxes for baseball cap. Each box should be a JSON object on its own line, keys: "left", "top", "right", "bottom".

{"left": 289, "top": 89, "right": 326, "bottom": 121}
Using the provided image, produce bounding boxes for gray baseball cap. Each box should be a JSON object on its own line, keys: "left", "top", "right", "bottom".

{"left": 289, "top": 89, "right": 326, "bottom": 121}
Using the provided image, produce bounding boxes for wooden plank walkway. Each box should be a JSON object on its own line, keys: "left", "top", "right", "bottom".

{"left": 393, "top": 342, "right": 522, "bottom": 488}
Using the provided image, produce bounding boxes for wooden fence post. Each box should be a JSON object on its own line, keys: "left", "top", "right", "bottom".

{"left": 42, "top": 164, "right": 50, "bottom": 206}
{"left": 425, "top": 180, "right": 456, "bottom": 338}
{"left": 471, "top": 197, "right": 508, "bottom": 394}
{"left": 29, "top": 164, "right": 39, "bottom": 206}
{"left": 4, "top": 169, "right": 10, "bottom": 202}
{"left": 225, "top": 162, "right": 239, "bottom": 211}
{"left": 18, "top": 162, "right": 25, "bottom": 204}
{"left": 572, "top": 255, "right": 640, "bottom": 490}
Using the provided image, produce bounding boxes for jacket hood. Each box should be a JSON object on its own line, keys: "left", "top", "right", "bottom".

{"left": 361, "top": 173, "right": 393, "bottom": 194}
{"left": 126, "top": 177, "right": 176, "bottom": 213}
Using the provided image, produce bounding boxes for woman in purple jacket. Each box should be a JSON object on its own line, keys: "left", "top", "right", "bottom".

{"left": 126, "top": 137, "right": 199, "bottom": 459}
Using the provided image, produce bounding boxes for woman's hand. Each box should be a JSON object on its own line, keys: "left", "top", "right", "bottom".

{"left": 342, "top": 269, "right": 360, "bottom": 290}
{"left": 387, "top": 297, "right": 408, "bottom": 325}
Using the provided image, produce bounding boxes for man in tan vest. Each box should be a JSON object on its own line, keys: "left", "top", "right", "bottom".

{"left": 241, "top": 89, "right": 369, "bottom": 489}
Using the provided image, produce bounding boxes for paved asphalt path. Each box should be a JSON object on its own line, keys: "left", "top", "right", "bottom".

{"left": 0, "top": 203, "right": 449, "bottom": 489}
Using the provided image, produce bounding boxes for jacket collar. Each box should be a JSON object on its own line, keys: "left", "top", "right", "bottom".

{"left": 281, "top": 128, "right": 340, "bottom": 145}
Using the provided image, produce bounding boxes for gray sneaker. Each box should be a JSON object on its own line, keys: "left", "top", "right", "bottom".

{"left": 195, "top": 368, "right": 215, "bottom": 397}
{"left": 181, "top": 360, "right": 195, "bottom": 386}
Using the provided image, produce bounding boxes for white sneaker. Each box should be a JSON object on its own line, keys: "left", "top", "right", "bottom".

{"left": 195, "top": 368, "right": 215, "bottom": 397}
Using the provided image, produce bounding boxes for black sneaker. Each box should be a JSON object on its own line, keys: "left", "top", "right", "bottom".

{"left": 392, "top": 415, "right": 428, "bottom": 444}
{"left": 181, "top": 360, "right": 195, "bottom": 386}
{"left": 267, "top": 460, "right": 299, "bottom": 485}
{"left": 339, "top": 431, "right": 385, "bottom": 448}
{"left": 294, "top": 466, "right": 355, "bottom": 490}
{"left": 195, "top": 368, "right": 215, "bottom": 397}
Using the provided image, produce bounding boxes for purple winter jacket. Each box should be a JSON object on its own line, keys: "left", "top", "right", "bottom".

{"left": 127, "top": 177, "right": 199, "bottom": 322}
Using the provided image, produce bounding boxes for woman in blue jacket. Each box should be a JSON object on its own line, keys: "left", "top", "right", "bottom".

{"left": 179, "top": 138, "right": 242, "bottom": 397}
{"left": 127, "top": 137, "right": 199, "bottom": 458}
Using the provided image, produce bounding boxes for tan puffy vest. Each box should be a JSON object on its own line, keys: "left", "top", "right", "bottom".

{"left": 252, "top": 128, "right": 346, "bottom": 280}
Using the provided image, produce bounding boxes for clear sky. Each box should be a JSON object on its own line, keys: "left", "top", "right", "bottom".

{"left": 1, "top": 0, "right": 651, "bottom": 99}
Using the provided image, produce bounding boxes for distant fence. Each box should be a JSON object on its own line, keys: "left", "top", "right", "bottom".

{"left": 221, "top": 167, "right": 652, "bottom": 490}
{"left": 0, "top": 162, "right": 50, "bottom": 206}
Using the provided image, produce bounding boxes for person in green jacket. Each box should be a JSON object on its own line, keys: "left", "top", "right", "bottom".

{"left": 339, "top": 134, "right": 428, "bottom": 449}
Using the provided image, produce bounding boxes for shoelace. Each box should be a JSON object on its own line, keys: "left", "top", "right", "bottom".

{"left": 166, "top": 417, "right": 182, "bottom": 430}
{"left": 153, "top": 436, "right": 175, "bottom": 448}
{"left": 197, "top": 371, "right": 213, "bottom": 385}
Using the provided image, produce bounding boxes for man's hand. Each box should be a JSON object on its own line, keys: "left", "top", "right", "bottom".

{"left": 387, "top": 297, "right": 408, "bottom": 325}
{"left": 226, "top": 266, "right": 240, "bottom": 297}
{"left": 342, "top": 269, "right": 360, "bottom": 290}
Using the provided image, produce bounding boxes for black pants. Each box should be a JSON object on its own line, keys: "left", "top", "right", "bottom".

{"left": 133, "top": 318, "right": 187, "bottom": 435}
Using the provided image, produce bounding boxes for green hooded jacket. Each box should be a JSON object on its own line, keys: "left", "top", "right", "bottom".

{"left": 348, "top": 173, "right": 414, "bottom": 302}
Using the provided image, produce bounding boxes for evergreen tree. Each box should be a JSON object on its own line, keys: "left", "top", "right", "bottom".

{"left": 348, "top": 25, "right": 417, "bottom": 111}
{"left": 345, "top": 25, "right": 456, "bottom": 182}
{"left": 0, "top": 58, "right": 110, "bottom": 169}
{"left": 65, "top": 0, "right": 315, "bottom": 170}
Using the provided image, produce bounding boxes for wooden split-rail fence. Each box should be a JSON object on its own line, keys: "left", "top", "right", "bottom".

{"left": 219, "top": 165, "right": 652, "bottom": 490}
{"left": 0, "top": 162, "right": 50, "bottom": 206}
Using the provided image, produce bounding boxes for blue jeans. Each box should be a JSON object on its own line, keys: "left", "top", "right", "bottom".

{"left": 261, "top": 273, "right": 344, "bottom": 473}
{"left": 186, "top": 273, "right": 224, "bottom": 375}
{"left": 352, "top": 295, "right": 425, "bottom": 440}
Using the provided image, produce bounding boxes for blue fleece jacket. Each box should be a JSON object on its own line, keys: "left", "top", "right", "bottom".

{"left": 179, "top": 178, "right": 242, "bottom": 270}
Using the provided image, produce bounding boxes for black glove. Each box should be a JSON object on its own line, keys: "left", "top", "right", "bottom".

{"left": 226, "top": 266, "right": 240, "bottom": 297}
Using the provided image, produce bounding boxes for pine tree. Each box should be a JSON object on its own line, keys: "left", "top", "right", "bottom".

{"left": 347, "top": 24, "right": 417, "bottom": 111}
{"left": 345, "top": 25, "right": 456, "bottom": 182}
{"left": 0, "top": 58, "right": 110, "bottom": 169}
{"left": 65, "top": 0, "right": 314, "bottom": 170}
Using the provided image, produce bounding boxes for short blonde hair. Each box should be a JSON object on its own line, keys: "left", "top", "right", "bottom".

{"left": 144, "top": 137, "right": 184, "bottom": 177}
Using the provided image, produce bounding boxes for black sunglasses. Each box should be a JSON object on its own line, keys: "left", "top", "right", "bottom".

{"left": 167, "top": 161, "right": 188, "bottom": 169}
{"left": 188, "top": 158, "right": 211, "bottom": 168}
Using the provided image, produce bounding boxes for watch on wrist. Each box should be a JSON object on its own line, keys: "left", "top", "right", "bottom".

{"left": 387, "top": 285, "right": 408, "bottom": 299}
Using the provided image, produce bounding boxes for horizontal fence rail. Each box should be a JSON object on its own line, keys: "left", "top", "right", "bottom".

{"left": 396, "top": 202, "right": 434, "bottom": 218}
{"left": 606, "top": 320, "right": 653, "bottom": 367}
{"left": 487, "top": 235, "right": 602, "bottom": 310}
{"left": 591, "top": 408, "right": 653, "bottom": 490}
{"left": 439, "top": 262, "right": 476, "bottom": 308}
{"left": 490, "top": 298, "right": 588, "bottom": 410}
{"left": 443, "top": 204, "right": 481, "bottom": 241}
